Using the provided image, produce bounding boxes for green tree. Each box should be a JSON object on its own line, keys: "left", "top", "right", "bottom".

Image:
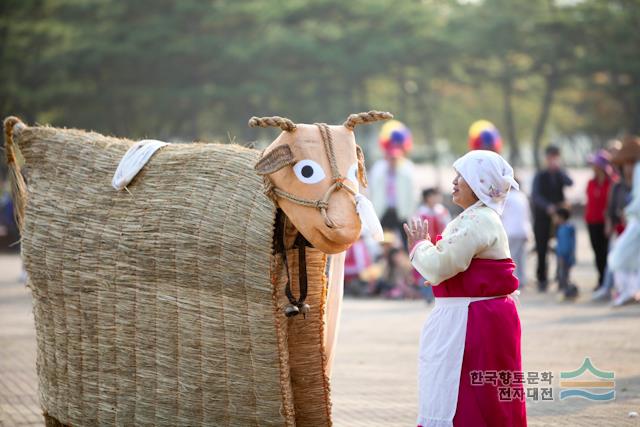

{"left": 576, "top": 0, "right": 640, "bottom": 134}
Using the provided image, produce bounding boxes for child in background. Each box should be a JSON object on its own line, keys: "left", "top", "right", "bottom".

{"left": 360, "top": 231, "right": 399, "bottom": 296}
{"left": 369, "top": 245, "right": 416, "bottom": 299}
{"left": 343, "top": 236, "right": 373, "bottom": 296}
{"left": 555, "top": 207, "right": 578, "bottom": 299}
{"left": 385, "top": 248, "right": 420, "bottom": 299}
{"left": 414, "top": 188, "right": 451, "bottom": 303}
{"left": 415, "top": 188, "right": 451, "bottom": 243}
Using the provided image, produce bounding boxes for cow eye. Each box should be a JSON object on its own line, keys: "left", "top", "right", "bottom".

{"left": 347, "top": 162, "right": 359, "bottom": 190}
{"left": 293, "top": 160, "right": 326, "bottom": 184}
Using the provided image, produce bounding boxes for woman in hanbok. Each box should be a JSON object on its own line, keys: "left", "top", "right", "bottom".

{"left": 404, "top": 150, "right": 527, "bottom": 427}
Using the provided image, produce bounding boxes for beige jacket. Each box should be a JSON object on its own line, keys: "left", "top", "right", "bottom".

{"left": 409, "top": 201, "right": 511, "bottom": 285}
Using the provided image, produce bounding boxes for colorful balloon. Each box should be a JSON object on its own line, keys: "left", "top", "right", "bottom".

{"left": 379, "top": 119, "right": 413, "bottom": 157}
{"left": 468, "top": 120, "right": 502, "bottom": 153}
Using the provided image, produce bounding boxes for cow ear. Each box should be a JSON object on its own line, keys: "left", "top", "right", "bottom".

{"left": 254, "top": 145, "right": 295, "bottom": 175}
{"left": 356, "top": 145, "right": 368, "bottom": 188}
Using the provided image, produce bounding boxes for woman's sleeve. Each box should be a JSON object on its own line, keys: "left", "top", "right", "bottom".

{"left": 409, "top": 212, "right": 495, "bottom": 285}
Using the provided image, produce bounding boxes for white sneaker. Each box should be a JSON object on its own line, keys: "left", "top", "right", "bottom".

{"left": 612, "top": 292, "right": 634, "bottom": 307}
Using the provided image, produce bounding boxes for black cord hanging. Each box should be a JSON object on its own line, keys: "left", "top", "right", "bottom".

{"left": 280, "top": 223, "right": 311, "bottom": 318}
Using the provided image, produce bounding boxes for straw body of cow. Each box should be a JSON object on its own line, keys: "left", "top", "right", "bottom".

{"left": 3, "top": 112, "right": 391, "bottom": 427}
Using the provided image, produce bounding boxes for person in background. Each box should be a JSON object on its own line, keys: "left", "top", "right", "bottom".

{"left": 369, "top": 120, "right": 415, "bottom": 249}
{"left": 415, "top": 188, "right": 451, "bottom": 242}
{"left": 0, "top": 178, "right": 20, "bottom": 247}
{"left": 592, "top": 152, "right": 634, "bottom": 301}
{"left": 359, "top": 231, "right": 397, "bottom": 296}
{"left": 385, "top": 248, "right": 420, "bottom": 299}
{"left": 413, "top": 188, "right": 452, "bottom": 302}
{"left": 554, "top": 207, "right": 578, "bottom": 299}
{"left": 607, "top": 160, "right": 633, "bottom": 237}
{"left": 343, "top": 235, "right": 373, "bottom": 296}
{"left": 501, "top": 179, "right": 531, "bottom": 288}
{"left": 0, "top": 177, "right": 26, "bottom": 282}
{"left": 607, "top": 135, "right": 640, "bottom": 306}
{"left": 370, "top": 246, "right": 416, "bottom": 299}
{"left": 585, "top": 149, "right": 614, "bottom": 290}
{"left": 531, "top": 145, "right": 573, "bottom": 292}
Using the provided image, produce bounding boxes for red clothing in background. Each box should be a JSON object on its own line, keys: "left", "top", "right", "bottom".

{"left": 585, "top": 178, "right": 611, "bottom": 224}
{"left": 416, "top": 204, "right": 450, "bottom": 244}
{"left": 344, "top": 239, "right": 372, "bottom": 282}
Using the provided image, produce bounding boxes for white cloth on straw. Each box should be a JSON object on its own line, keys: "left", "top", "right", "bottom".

{"left": 112, "top": 139, "right": 169, "bottom": 190}
{"left": 452, "top": 150, "right": 519, "bottom": 215}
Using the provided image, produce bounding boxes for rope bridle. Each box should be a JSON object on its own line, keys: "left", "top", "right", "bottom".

{"left": 268, "top": 123, "right": 357, "bottom": 229}
{"left": 268, "top": 124, "right": 359, "bottom": 318}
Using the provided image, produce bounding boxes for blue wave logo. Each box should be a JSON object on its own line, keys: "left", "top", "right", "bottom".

{"left": 559, "top": 358, "right": 615, "bottom": 401}
{"left": 559, "top": 389, "right": 615, "bottom": 401}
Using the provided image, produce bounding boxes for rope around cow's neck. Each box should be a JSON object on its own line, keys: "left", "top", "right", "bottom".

{"left": 269, "top": 123, "right": 357, "bottom": 228}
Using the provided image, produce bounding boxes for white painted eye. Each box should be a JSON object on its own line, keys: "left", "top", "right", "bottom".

{"left": 347, "top": 162, "right": 359, "bottom": 189}
{"left": 293, "top": 159, "right": 326, "bottom": 184}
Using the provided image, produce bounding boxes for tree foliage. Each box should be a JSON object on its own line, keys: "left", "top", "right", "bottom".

{"left": 1, "top": 0, "right": 638, "bottom": 171}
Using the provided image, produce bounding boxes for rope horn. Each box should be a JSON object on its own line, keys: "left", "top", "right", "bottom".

{"left": 343, "top": 111, "right": 393, "bottom": 130}
{"left": 248, "top": 116, "right": 297, "bottom": 132}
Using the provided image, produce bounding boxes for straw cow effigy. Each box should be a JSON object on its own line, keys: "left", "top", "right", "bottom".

{"left": 3, "top": 111, "right": 391, "bottom": 427}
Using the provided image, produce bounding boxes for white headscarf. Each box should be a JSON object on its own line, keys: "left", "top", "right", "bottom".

{"left": 453, "top": 150, "right": 519, "bottom": 215}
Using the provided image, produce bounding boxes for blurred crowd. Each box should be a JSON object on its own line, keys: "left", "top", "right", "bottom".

{"left": 528, "top": 139, "right": 640, "bottom": 306}
{"left": 1, "top": 122, "right": 639, "bottom": 307}
{"left": 344, "top": 122, "right": 640, "bottom": 307}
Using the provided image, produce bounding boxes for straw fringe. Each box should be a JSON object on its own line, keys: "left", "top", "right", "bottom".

{"left": 8, "top": 120, "right": 337, "bottom": 426}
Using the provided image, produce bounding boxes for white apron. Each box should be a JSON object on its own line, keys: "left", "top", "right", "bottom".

{"left": 417, "top": 294, "right": 514, "bottom": 427}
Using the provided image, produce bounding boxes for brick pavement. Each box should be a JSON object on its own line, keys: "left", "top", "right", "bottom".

{"left": 331, "top": 223, "right": 640, "bottom": 426}
{"left": 2, "top": 222, "right": 640, "bottom": 427}
{"left": 331, "top": 296, "right": 640, "bottom": 427}
{"left": 0, "top": 255, "right": 40, "bottom": 426}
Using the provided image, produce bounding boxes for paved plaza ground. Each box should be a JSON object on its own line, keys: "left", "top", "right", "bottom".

{"left": 1, "top": 222, "right": 639, "bottom": 426}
